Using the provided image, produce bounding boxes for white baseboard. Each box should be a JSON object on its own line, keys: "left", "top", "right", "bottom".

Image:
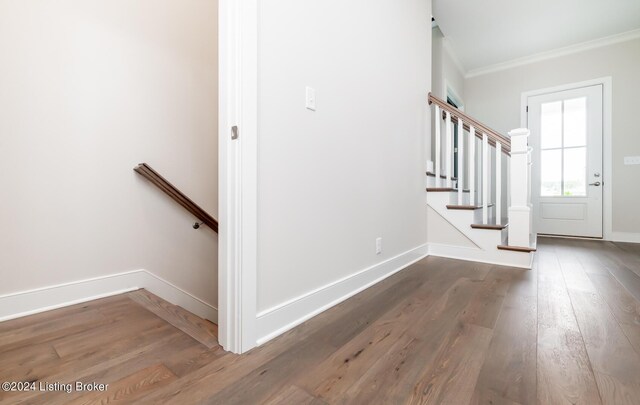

{"left": 255, "top": 244, "right": 429, "bottom": 346}
{"left": 428, "top": 243, "right": 534, "bottom": 269}
{"left": 0, "top": 270, "right": 217, "bottom": 323}
{"left": 607, "top": 232, "right": 640, "bottom": 244}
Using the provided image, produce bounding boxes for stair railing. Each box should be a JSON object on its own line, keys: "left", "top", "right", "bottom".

{"left": 134, "top": 163, "right": 219, "bottom": 233}
{"left": 428, "top": 93, "right": 532, "bottom": 249}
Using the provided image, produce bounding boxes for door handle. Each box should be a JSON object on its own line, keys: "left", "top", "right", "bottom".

{"left": 589, "top": 181, "right": 601, "bottom": 186}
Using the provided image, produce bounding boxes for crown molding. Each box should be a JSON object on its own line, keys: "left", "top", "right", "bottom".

{"left": 465, "top": 28, "right": 640, "bottom": 79}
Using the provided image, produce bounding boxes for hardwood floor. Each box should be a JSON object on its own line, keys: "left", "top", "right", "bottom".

{"left": 2, "top": 238, "right": 640, "bottom": 404}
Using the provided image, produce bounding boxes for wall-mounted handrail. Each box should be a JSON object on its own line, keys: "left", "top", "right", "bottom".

{"left": 428, "top": 93, "right": 511, "bottom": 154}
{"left": 134, "top": 163, "right": 218, "bottom": 233}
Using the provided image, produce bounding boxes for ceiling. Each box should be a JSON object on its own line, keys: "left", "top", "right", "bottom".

{"left": 433, "top": 0, "right": 640, "bottom": 74}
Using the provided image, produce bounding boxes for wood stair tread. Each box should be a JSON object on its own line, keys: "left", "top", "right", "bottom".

{"left": 426, "top": 188, "right": 470, "bottom": 192}
{"left": 128, "top": 289, "right": 218, "bottom": 349}
{"left": 446, "top": 203, "right": 494, "bottom": 210}
{"left": 497, "top": 244, "right": 536, "bottom": 252}
{"left": 426, "top": 171, "right": 457, "bottom": 181}
{"left": 497, "top": 234, "right": 537, "bottom": 252}
{"left": 471, "top": 222, "right": 508, "bottom": 230}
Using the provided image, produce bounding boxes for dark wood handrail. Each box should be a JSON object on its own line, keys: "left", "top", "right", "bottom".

{"left": 134, "top": 163, "right": 218, "bottom": 233}
{"left": 428, "top": 93, "right": 511, "bottom": 154}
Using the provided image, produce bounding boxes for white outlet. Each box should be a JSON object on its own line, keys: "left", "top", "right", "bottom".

{"left": 624, "top": 156, "right": 640, "bottom": 165}
{"left": 375, "top": 237, "right": 382, "bottom": 255}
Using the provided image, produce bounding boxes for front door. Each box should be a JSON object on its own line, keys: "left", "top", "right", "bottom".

{"left": 528, "top": 84, "right": 603, "bottom": 238}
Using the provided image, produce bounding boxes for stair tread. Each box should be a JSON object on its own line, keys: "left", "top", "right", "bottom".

{"left": 497, "top": 234, "right": 537, "bottom": 252}
{"left": 426, "top": 171, "right": 458, "bottom": 181}
{"left": 471, "top": 221, "right": 508, "bottom": 230}
{"left": 470, "top": 211, "right": 508, "bottom": 230}
{"left": 426, "top": 188, "right": 470, "bottom": 192}
{"left": 447, "top": 203, "right": 495, "bottom": 210}
{"left": 497, "top": 244, "right": 536, "bottom": 252}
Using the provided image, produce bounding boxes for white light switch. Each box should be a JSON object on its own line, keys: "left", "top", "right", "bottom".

{"left": 305, "top": 86, "right": 316, "bottom": 111}
{"left": 375, "top": 237, "right": 382, "bottom": 255}
{"left": 624, "top": 156, "right": 640, "bottom": 165}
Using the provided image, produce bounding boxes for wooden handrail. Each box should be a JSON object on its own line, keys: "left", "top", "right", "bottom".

{"left": 428, "top": 93, "right": 511, "bottom": 154}
{"left": 134, "top": 163, "right": 218, "bottom": 233}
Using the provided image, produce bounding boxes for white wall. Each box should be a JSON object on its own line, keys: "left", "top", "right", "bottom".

{"left": 432, "top": 27, "right": 465, "bottom": 102}
{"left": 256, "top": 0, "right": 431, "bottom": 313}
{"left": 427, "top": 206, "right": 476, "bottom": 247}
{"left": 431, "top": 27, "right": 471, "bottom": 183}
{"left": 0, "top": 0, "right": 219, "bottom": 316}
{"left": 465, "top": 37, "right": 640, "bottom": 235}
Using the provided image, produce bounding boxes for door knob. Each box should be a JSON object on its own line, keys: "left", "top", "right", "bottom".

{"left": 589, "top": 181, "right": 601, "bottom": 186}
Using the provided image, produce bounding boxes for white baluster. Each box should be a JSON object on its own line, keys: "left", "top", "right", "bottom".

{"left": 435, "top": 105, "right": 441, "bottom": 187}
{"left": 445, "top": 112, "right": 452, "bottom": 188}
{"left": 482, "top": 133, "right": 488, "bottom": 224}
{"left": 496, "top": 142, "right": 502, "bottom": 225}
{"left": 469, "top": 126, "right": 476, "bottom": 206}
{"left": 457, "top": 117, "right": 464, "bottom": 205}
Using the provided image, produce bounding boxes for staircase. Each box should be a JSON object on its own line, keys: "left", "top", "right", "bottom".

{"left": 426, "top": 93, "right": 536, "bottom": 269}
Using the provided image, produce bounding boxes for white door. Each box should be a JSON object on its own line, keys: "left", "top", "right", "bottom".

{"left": 528, "top": 84, "right": 603, "bottom": 238}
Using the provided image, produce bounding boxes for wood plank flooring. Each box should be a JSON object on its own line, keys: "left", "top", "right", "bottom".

{"left": 128, "top": 289, "right": 218, "bottom": 348}
{"left": 2, "top": 238, "right": 640, "bottom": 404}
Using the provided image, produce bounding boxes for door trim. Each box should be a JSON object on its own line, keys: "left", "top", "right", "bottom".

{"left": 520, "top": 77, "right": 612, "bottom": 240}
{"left": 445, "top": 80, "right": 464, "bottom": 112}
{"left": 218, "top": 0, "right": 259, "bottom": 354}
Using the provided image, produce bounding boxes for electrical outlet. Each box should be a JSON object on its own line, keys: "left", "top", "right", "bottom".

{"left": 375, "top": 237, "right": 382, "bottom": 255}
{"left": 624, "top": 156, "right": 640, "bottom": 165}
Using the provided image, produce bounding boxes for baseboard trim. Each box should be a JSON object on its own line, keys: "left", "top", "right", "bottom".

{"left": 255, "top": 244, "right": 429, "bottom": 346}
{"left": 0, "top": 270, "right": 217, "bottom": 323}
{"left": 607, "top": 232, "right": 640, "bottom": 244}
{"left": 428, "top": 243, "right": 534, "bottom": 269}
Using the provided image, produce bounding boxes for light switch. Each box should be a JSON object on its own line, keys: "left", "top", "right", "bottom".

{"left": 624, "top": 156, "right": 640, "bottom": 165}
{"left": 305, "top": 87, "right": 316, "bottom": 111}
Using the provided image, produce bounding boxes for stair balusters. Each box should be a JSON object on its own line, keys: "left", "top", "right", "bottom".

{"left": 482, "top": 133, "right": 489, "bottom": 224}
{"left": 445, "top": 111, "right": 452, "bottom": 188}
{"left": 496, "top": 142, "right": 502, "bottom": 225}
{"left": 435, "top": 105, "right": 441, "bottom": 187}
{"left": 457, "top": 117, "right": 464, "bottom": 205}
{"left": 468, "top": 126, "right": 476, "bottom": 206}
{"left": 428, "top": 92, "right": 532, "bottom": 249}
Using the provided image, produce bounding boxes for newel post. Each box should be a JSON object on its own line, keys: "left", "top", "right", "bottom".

{"left": 508, "top": 128, "right": 532, "bottom": 247}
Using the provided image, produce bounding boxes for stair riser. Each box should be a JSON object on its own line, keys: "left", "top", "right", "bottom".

{"left": 426, "top": 176, "right": 457, "bottom": 189}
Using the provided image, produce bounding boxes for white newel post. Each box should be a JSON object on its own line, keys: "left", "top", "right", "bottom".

{"left": 508, "top": 128, "right": 532, "bottom": 247}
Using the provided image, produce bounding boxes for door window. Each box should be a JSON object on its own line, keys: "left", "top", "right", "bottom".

{"left": 539, "top": 97, "right": 587, "bottom": 197}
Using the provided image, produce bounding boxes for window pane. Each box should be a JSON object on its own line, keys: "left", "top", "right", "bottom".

{"left": 541, "top": 101, "right": 562, "bottom": 149}
{"left": 564, "top": 147, "right": 586, "bottom": 196}
{"left": 564, "top": 97, "right": 587, "bottom": 147}
{"left": 541, "top": 149, "right": 562, "bottom": 196}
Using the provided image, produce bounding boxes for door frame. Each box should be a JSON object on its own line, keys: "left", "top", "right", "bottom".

{"left": 445, "top": 80, "right": 464, "bottom": 112}
{"left": 520, "top": 77, "right": 612, "bottom": 240}
{"left": 218, "top": 0, "right": 259, "bottom": 354}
